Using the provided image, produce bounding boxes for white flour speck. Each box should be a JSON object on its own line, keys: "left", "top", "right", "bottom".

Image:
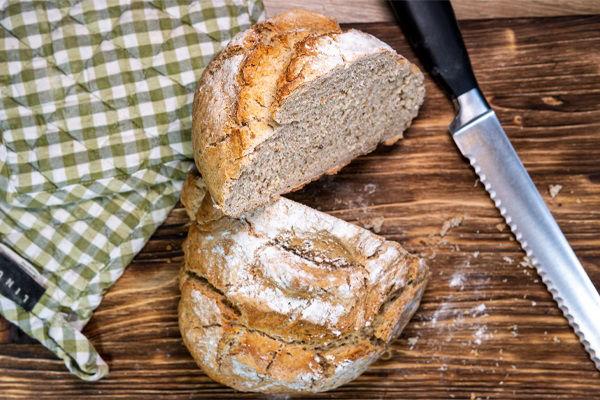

{"left": 449, "top": 273, "right": 464, "bottom": 290}
{"left": 503, "top": 256, "right": 514, "bottom": 265}
{"left": 473, "top": 326, "right": 492, "bottom": 345}
{"left": 472, "top": 304, "right": 486, "bottom": 316}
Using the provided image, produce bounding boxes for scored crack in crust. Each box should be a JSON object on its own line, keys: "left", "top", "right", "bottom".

{"left": 179, "top": 169, "right": 430, "bottom": 393}
{"left": 192, "top": 9, "right": 425, "bottom": 217}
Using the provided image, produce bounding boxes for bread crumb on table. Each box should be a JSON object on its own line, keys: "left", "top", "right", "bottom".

{"left": 542, "top": 96, "right": 563, "bottom": 106}
{"left": 519, "top": 256, "right": 535, "bottom": 269}
{"left": 496, "top": 223, "right": 505, "bottom": 232}
{"left": 553, "top": 335, "right": 561, "bottom": 343}
{"left": 407, "top": 337, "right": 419, "bottom": 348}
{"left": 548, "top": 184, "right": 563, "bottom": 198}
{"left": 362, "top": 216, "right": 385, "bottom": 233}
{"left": 440, "top": 215, "right": 464, "bottom": 237}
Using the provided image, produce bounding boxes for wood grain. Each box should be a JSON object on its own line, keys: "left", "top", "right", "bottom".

{"left": 264, "top": 0, "right": 600, "bottom": 23}
{"left": 1, "top": 14, "right": 600, "bottom": 400}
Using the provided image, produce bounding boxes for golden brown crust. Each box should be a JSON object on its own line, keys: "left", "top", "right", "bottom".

{"left": 274, "top": 32, "right": 334, "bottom": 103}
{"left": 178, "top": 170, "right": 430, "bottom": 393}
{"left": 192, "top": 10, "right": 340, "bottom": 210}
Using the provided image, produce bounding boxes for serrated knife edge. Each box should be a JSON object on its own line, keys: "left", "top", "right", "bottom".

{"left": 467, "top": 150, "right": 600, "bottom": 371}
{"left": 452, "top": 89, "right": 600, "bottom": 370}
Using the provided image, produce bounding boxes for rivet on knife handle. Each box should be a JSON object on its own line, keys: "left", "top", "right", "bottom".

{"left": 390, "top": 0, "right": 600, "bottom": 370}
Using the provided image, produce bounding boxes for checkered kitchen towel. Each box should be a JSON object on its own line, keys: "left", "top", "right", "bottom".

{"left": 0, "top": 0, "right": 264, "bottom": 380}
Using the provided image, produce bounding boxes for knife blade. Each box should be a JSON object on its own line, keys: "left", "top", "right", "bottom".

{"left": 390, "top": 0, "right": 600, "bottom": 369}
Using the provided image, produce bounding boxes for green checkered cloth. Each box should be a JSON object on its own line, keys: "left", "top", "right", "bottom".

{"left": 0, "top": 0, "right": 264, "bottom": 380}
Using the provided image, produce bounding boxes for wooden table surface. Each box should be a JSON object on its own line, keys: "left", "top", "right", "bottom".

{"left": 2, "top": 3, "right": 600, "bottom": 400}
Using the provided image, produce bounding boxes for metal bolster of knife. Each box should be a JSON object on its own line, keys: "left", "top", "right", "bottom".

{"left": 449, "top": 88, "right": 491, "bottom": 135}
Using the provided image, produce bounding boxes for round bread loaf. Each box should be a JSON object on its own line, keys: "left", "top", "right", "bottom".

{"left": 192, "top": 9, "right": 425, "bottom": 217}
{"left": 179, "top": 169, "right": 430, "bottom": 394}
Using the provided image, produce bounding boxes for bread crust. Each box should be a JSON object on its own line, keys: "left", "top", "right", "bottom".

{"left": 179, "top": 170, "right": 429, "bottom": 393}
{"left": 192, "top": 10, "right": 424, "bottom": 216}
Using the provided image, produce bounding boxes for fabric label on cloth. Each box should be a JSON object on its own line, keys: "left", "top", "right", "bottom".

{"left": 0, "top": 0, "right": 265, "bottom": 381}
{"left": 0, "top": 245, "right": 46, "bottom": 311}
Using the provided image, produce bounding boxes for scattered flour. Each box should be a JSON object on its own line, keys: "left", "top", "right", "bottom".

{"left": 363, "top": 183, "right": 377, "bottom": 194}
{"left": 449, "top": 273, "right": 464, "bottom": 290}
{"left": 473, "top": 326, "right": 491, "bottom": 345}
{"left": 503, "top": 256, "right": 514, "bottom": 265}
{"left": 471, "top": 304, "right": 487, "bottom": 317}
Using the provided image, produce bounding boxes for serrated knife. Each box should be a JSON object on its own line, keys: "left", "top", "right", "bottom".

{"left": 389, "top": 0, "right": 600, "bottom": 369}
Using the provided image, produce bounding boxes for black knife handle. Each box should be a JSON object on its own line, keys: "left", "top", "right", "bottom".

{"left": 389, "top": 0, "right": 479, "bottom": 99}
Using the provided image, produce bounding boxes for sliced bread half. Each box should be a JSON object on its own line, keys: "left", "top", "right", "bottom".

{"left": 193, "top": 9, "right": 425, "bottom": 216}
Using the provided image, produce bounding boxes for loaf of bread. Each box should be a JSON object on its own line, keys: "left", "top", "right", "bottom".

{"left": 179, "top": 169, "right": 430, "bottom": 393}
{"left": 192, "top": 9, "right": 425, "bottom": 217}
